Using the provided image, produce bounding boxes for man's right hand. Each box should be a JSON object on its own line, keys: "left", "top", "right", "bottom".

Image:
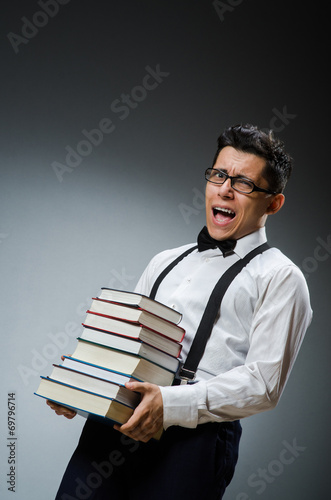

{"left": 46, "top": 400, "right": 77, "bottom": 419}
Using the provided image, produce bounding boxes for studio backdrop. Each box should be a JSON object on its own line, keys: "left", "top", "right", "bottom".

{"left": 0, "top": 1, "right": 329, "bottom": 499}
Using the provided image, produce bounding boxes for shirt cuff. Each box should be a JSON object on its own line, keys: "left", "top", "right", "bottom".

{"left": 160, "top": 382, "right": 207, "bottom": 430}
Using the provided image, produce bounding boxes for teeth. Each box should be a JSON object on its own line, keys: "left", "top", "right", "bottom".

{"left": 214, "top": 207, "right": 235, "bottom": 215}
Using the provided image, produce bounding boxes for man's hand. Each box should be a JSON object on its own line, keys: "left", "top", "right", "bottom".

{"left": 114, "top": 381, "right": 163, "bottom": 443}
{"left": 46, "top": 400, "right": 77, "bottom": 419}
{"left": 45, "top": 355, "right": 76, "bottom": 419}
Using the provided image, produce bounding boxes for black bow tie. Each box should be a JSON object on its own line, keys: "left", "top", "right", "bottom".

{"left": 197, "top": 226, "right": 236, "bottom": 256}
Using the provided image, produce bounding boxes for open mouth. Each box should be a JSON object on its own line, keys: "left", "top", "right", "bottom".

{"left": 213, "top": 206, "right": 236, "bottom": 223}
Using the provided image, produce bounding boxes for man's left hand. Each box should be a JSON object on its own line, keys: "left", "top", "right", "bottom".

{"left": 113, "top": 382, "right": 163, "bottom": 443}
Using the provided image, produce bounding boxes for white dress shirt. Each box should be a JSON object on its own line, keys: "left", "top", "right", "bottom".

{"left": 134, "top": 228, "right": 312, "bottom": 430}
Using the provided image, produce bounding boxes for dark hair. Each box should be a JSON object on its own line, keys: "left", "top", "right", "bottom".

{"left": 212, "top": 123, "right": 293, "bottom": 193}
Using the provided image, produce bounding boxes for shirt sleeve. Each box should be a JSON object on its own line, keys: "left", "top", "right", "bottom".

{"left": 134, "top": 253, "right": 162, "bottom": 296}
{"left": 160, "top": 264, "right": 313, "bottom": 429}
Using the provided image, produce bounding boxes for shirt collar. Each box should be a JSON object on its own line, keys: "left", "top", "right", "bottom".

{"left": 233, "top": 227, "right": 267, "bottom": 259}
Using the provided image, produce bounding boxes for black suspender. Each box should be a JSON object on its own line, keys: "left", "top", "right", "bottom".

{"left": 149, "top": 245, "right": 198, "bottom": 300}
{"left": 149, "top": 241, "right": 270, "bottom": 383}
{"left": 179, "top": 242, "right": 270, "bottom": 381}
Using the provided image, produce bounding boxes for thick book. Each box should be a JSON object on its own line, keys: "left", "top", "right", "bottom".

{"left": 88, "top": 299, "right": 184, "bottom": 343}
{"left": 83, "top": 308, "right": 184, "bottom": 348}
{"left": 79, "top": 327, "right": 180, "bottom": 373}
{"left": 71, "top": 339, "right": 175, "bottom": 386}
{"left": 61, "top": 356, "right": 141, "bottom": 385}
{"left": 35, "top": 377, "right": 135, "bottom": 424}
{"left": 99, "top": 288, "right": 182, "bottom": 324}
{"left": 47, "top": 364, "right": 141, "bottom": 407}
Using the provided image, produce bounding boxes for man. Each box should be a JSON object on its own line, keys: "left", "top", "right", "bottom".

{"left": 49, "top": 124, "right": 312, "bottom": 499}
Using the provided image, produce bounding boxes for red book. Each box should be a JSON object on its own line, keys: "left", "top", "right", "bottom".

{"left": 82, "top": 299, "right": 184, "bottom": 358}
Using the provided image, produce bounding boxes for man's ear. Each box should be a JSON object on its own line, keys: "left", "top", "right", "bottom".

{"left": 266, "top": 193, "right": 285, "bottom": 215}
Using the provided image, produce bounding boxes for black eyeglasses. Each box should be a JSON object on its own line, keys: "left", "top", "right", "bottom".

{"left": 205, "top": 168, "right": 277, "bottom": 195}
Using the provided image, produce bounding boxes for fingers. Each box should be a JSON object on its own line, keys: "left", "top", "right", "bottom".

{"left": 46, "top": 400, "right": 76, "bottom": 419}
{"left": 61, "top": 354, "right": 72, "bottom": 362}
{"left": 113, "top": 382, "right": 163, "bottom": 442}
{"left": 45, "top": 355, "right": 73, "bottom": 418}
{"left": 114, "top": 418, "right": 162, "bottom": 443}
{"left": 117, "top": 415, "right": 163, "bottom": 442}
{"left": 125, "top": 381, "right": 149, "bottom": 394}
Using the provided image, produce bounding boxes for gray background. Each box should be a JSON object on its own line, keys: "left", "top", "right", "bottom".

{"left": 0, "top": 1, "right": 329, "bottom": 499}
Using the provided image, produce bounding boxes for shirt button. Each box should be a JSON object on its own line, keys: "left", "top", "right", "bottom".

{"left": 171, "top": 304, "right": 176, "bottom": 309}
{"left": 205, "top": 258, "right": 210, "bottom": 263}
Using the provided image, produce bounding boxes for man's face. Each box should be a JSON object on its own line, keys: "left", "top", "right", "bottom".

{"left": 205, "top": 146, "right": 281, "bottom": 241}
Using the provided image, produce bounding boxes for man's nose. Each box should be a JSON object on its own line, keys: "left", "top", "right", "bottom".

{"left": 218, "top": 178, "right": 234, "bottom": 196}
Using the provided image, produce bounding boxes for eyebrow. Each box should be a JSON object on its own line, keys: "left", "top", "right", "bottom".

{"left": 216, "top": 168, "right": 255, "bottom": 182}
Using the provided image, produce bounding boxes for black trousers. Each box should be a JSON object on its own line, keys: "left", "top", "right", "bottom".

{"left": 55, "top": 417, "right": 242, "bottom": 500}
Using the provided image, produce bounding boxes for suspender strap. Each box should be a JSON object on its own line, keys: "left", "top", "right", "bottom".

{"left": 149, "top": 245, "right": 198, "bottom": 300}
{"left": 179, "top": 242, "right": 270, "bottom": 381}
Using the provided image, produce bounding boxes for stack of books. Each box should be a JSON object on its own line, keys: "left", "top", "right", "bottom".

{"left": 35, "top": 288, "right": 184, "bottom": 432}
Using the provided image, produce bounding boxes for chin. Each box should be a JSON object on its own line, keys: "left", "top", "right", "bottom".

{"left": 208, "top": 225, "right": 232, "bottom": 241}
